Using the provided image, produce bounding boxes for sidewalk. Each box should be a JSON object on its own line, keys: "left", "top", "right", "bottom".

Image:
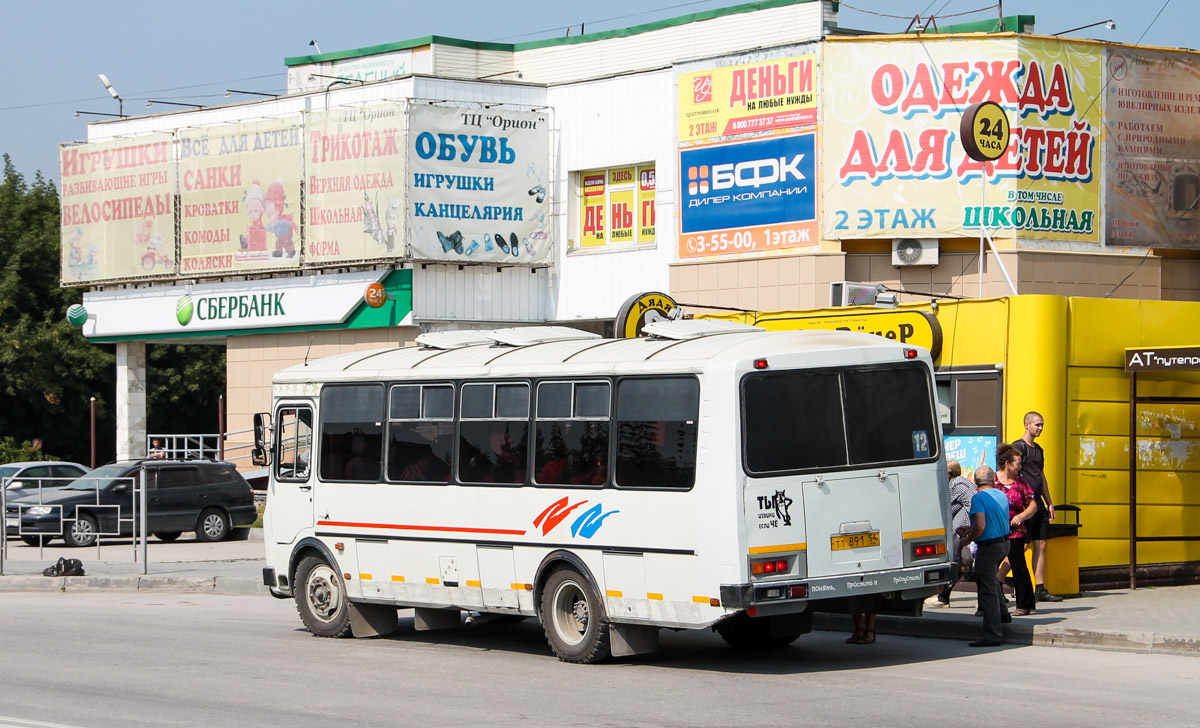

{"left": 2, "top": 534, "right": 1197, "bottom": 657}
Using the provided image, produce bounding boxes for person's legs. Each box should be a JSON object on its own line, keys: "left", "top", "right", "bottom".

{"left": 847, "top": 613, "right": 865, "bottom": 643}
{"left": 1009, "top": 537, "right": 1036, "bottom": 612}
{"left": 973, "top": 540, "right": 1009, "bottom": 644}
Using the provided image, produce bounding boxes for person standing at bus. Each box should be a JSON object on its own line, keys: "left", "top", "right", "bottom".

{"left": 930, "top": 458, "right": 976, "bottom": 607}
{"left": 996, "top": 443, "right": 1040, "bottom": 616}
{"left": 963, "top": 465, "right": 1011, "bottom": 646}
{"left": 1013, "top": 411, "right": 1064, "bottom": 603}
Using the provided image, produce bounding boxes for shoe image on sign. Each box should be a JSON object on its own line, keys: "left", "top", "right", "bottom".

{"left": 509, "top": 233, "right": 520, "bottom": 257}
{"left": 495, "top": 233, "right": 509, "bottom": 254}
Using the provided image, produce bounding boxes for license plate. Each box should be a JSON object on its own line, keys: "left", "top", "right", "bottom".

{"left": 831, "top": 532, "right": 880, "bottom": 550}
{"left": 5, "top": 517, "right": 16, "bottom": 528}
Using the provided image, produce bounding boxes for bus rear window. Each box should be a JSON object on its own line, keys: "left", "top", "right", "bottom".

{"left": 742, "top": 365, "right": 937, "bottom": 475}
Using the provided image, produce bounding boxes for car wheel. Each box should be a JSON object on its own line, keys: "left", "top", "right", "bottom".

{"left": 21, "top": 535, "right": 49, "bottom": 547}
{"left": 154, "top": 531, "right": 183, "bottom": 542}
{"left": 539, "top": 567, "right": 611, "bottom": 663}
{"left": 63, "top": 514, "right": 98, "bottom": 548}
{"left": 294, "top": 555, "right": 352, "bottom": 637}
{"left": 195, "top": 509, "right": 229, "bottom": 542}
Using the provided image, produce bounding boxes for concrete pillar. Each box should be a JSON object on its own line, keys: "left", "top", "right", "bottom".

{"left": 116, "top": 341, "right": 148, "bottom": 461}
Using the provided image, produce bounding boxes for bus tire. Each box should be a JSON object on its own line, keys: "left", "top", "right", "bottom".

{"left": 539, "top": 567, "right": 611, "bottom": 664}
{"left": 716, "top": 614, "right": 803, "bottom": 649}
{"left": 295, "top": 555, "right": 352, "bottom": 638}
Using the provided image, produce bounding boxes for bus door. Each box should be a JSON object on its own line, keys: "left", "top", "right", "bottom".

{"left": 271, "top": 403, "right": 315, "bottom": 544}
{"left": 801, "top": 472, "right": 901, "bottom": 578}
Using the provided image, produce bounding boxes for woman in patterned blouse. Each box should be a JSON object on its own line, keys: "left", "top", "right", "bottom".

{"left": 996, "top": 443, "right": 1040, "bottom": 616}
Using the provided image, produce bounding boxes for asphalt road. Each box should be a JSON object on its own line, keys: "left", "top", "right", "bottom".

{"left": 2, "top": 592, "right": 1198, "bottom": 728}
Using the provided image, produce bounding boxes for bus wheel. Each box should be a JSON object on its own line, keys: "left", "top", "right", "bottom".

{"left": 295, "top": 555, "right": 352, "bottom": 638}
{"left": 716, "top": 614, "right": 803, "bottom": 649}
{"left": 539, "top": 568, "right": 611, "bottom": 663}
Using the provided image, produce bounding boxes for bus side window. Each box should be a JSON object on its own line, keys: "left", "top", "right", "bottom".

{"left": 459, "top": 382, "right": 529, "bottom": 485}
{"left": 614, "top": 377, "right": 698, "bottom": 489}
{"left": 276, "top": 407, "right": 313, "bottom": 481}
{"left": 320, "top": 384, "right": 384, "bottom": 482}
{"left": 388, "top": 384, "right": 453, "bottom": 483}
{"left": 534, "top": 381, "right": 610, "bottom": 486}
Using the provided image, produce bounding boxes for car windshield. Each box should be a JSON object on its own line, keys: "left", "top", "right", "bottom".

{"left": 62, "top": 464, "right": 134, "bottom": 490}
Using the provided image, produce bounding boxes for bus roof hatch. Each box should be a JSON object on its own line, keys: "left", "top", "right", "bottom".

{"left": 643, "top": 319, "right": 764, "bottom": 340}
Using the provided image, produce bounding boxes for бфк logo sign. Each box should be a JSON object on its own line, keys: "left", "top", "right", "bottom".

{"left": 176, "top": 294, "right": 194, "bottom": 326}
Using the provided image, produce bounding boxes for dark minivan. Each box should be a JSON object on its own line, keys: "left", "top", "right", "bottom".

{"left": 7, "top": 459, "right": 256, "bottom": 547}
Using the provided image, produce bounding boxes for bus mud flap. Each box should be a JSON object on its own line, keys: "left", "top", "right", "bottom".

{"left": 414, "top": 607, "right": 462, "bottom": 631}
{"left": 610, "top": 623, "right": 659, "bottom": 657}
{"left": 348, "top": 602, "right": 398, "bottom": 638}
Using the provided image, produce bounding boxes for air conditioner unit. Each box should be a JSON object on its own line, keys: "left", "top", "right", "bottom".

{"left": 892, "top": 238, "right": 939, "bottom": 266}
{"left": 829, "top": 281, "right": 883, "bottom": 307}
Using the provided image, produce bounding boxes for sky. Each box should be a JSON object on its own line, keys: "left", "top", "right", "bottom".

{"left": 1, "top": 0, "right": 1190, "bottom": 185}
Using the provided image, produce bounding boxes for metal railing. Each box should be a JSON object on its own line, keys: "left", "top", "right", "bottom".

{"left": 147, "top": 426, "right": 256, "bottom": 466}
{"left": 1, "top": 471, "right": 149, "bottom": 576}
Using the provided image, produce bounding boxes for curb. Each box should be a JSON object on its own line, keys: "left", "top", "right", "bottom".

{"left": 0, "top": 574, "right": 269, "bottom": 596}
{"left": 815, "top": 613, "right": 1200, "bottom": 657}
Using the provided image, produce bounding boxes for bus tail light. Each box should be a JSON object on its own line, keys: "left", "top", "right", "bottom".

{"left": 911, "top": 542, "right": 946, "bottom": 558}
{"left": 789, "top": 584, "right": 808, "bottom": 598}
{"left": 751, "top": 559, "right": 788, "bottom": 575}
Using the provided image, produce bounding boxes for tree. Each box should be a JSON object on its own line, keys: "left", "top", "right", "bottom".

{"left": 147, "top": 343, "right": 226, "bottom": 435}
{"left": 0, "top": 155, "right": 115, "bottom": 464}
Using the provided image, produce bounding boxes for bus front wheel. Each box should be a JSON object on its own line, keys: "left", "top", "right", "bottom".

{"left": 295, "top": 555, "right": 352, "bottom": 638}
{"left": 539, "top": 567, "right": 611, "bottom": 664}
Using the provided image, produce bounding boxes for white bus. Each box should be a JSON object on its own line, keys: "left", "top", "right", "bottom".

{"left": 255, "top": 319, "right": 952, "bottom": 662}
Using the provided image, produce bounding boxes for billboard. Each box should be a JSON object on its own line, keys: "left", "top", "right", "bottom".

{"left": 178, "top": 118, "right": 303, "bottom": 275}
{"left": 822, "top": 38, "right": 1101, "bottom": 242}
{"left": 678, "top": 55, "right": 817, "bottom": 143}
{"left": 678, "top": 132, "right": 818, "bottom": 258}
{"left": 59, "top": 134, "right": 175, "bottom": 283}
{"left": 1104, "top": 48, "right": 1200, "bottom": 248}
{"left": 405, "top": 105, "right": 551, "bottom": 264}
{"left": 305, "top": 103, "right": 406, "bottom": 263}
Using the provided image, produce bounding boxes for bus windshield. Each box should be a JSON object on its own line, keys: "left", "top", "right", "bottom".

{"left": 742, "top": 364, "right": 938, "bottom": 475}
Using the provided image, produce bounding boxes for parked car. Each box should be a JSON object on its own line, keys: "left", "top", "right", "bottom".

{"left": 6, "top": 459, "right": 256, "bottom": 547}
{"left": 2, "top": 461, "right": 91, "bottom": 502}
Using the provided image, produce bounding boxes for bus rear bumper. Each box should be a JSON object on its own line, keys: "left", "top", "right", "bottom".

{"left": 720, "top": 563, "right": 952, "bottom": 610}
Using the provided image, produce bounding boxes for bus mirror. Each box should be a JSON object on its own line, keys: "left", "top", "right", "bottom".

{"left": 253, "top": 413, "right": 272, "bottom": 467}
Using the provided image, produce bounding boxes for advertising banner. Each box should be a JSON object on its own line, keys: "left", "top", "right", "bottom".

{"left": 305, "top": 104, "right": 405, "bottom": 263}
{"left": 178, "top": 118, "right": 303, "bottom": 275}
{"left": 1104, "top": 48, "right": 1200, "bottom": 248}
{"left": 59, "top": 134, "right": 175, "bottom": 283}
{"left": 678, "top": 54, "right": 817, "bottom": 143}
{"left": 406, "top": 105, "right": 551, "bottom": 264}
{"left": 678, "top": 132, "right": 818, "bottom": 258}
{"left": 822, "top": 38, "right": 1101, "bottom": 242}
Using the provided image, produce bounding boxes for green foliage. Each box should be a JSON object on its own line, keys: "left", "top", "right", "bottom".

{"left": 0, "top": 155, "right": 115, "bottom": 464}
{"left": 147, "top": 343, "right": 226, "bottom": 434}
{"left": 0, "top": 436, "right": 59, "bottom": 464}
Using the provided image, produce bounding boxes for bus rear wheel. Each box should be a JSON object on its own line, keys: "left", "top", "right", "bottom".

{"left": 539, "top": 567, "right": 611, "bottom": 664}
{"left": 716, "top": 613, "right": 806, "bottom": 649}
{"left": 295, "top": 555, "right": 352, "bottom": 638}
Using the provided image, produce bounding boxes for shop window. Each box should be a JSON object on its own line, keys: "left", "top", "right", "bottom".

{"left": 573, "top": 164, "right": 656, "bottom": 250}
{"left": 936, "top": 373, "right": 1000, "bottom": 475}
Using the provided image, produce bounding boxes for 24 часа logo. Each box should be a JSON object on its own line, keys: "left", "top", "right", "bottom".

{"left": 680, "top": 133, "right": 816, "bottom": 234}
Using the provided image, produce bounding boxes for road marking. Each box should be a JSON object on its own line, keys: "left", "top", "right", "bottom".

{"left": 0, "top": 716, "right": 90, "bottom": 728}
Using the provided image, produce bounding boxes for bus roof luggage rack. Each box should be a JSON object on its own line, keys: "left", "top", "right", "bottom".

{"left": 415, "top": 330, "right": 496, "bottom": 350}
{"left": 486, "top": 326, "right": 602, "bottom": 347}
{"left": 642, "top": 319, "right": 764, "bottom": 340}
